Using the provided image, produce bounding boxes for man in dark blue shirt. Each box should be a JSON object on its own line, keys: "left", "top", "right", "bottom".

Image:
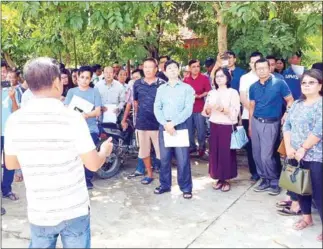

{"left": 249, "top": 58, "right": 294, "bottom": 196}
{"left": 226, "top": 51, "right": 246, "bottom": 93}
{"left": 133, "top": 58, "right": 165, "bottom": 185}
{"left": 283, "top": 51, "right": 303, "bottom": 100}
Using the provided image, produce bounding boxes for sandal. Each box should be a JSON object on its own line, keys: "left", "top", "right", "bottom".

{"left": 154, "top": 186, "right": 171, "bottom": 194}
{"left": 15, "top": 174, "right": 24, "bottom": 182}
{"left": 221, "top": 182, "right": 231, "bottom": 192}
{"left": 317, "top": 233, "right": 322, "bottom": 242}
{"left": 212, "top": 180, "right": 223, "bottom": 190}
{"left": 183, "top": 192, "right": 193, "bottom": 199}
{"left": 293, "top": 219, "right": 313, "bottom": 231}
{"left": 141, "top": 177, "right": 154, "bottom": 185}
{"left": 127, "top": 171, "right": 144, "bottom": 179}
{"left": 2, "top": 192, "right": 19, "bottom": 201}
{"left": 275, "top": 200, "right": 292, "bottom": 208}
{"left": 277, "top": 206, "right": 302, "bottom": 216}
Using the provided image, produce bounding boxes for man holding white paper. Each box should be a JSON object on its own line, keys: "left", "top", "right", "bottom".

{"left": 95, "top": 66, "right": 125, "bottom": 123}
{"left": 154, "top": 59, "right": 195, "bottom": 199}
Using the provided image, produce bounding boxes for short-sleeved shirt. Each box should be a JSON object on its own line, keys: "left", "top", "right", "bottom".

{"left": 239, "top": 71, "right": 259, "bottom": 120}
{"left": 21, "top": 88, "right": 35, "bottom": 108}
{"left": 64, "top": 87, "right": 102, "bottom": 134}
{"left": 183, "top": 73, "right": 211, "bottom": 113}
{"left": 95, "top": 79, "right": 125, "bottom": 111}
{"left": 283, "top": 67, "right": 302, "bottom": 100}
{"left": 283, "top": 98, "right": 322, "bottom": 162}
{"left": 1, "top": 88, "right": 13, "bottom": 135}
{"left": 230, "top": 67, "right": 246, "bottom": 93}
{"left": 4, "top": 98, "right": 94, "bottom": 226}
{"left": 249, "top": 76, "right": 291, "bottom": 119}
{"left": 133, "top": 77, "right": 165, "bottom": 130}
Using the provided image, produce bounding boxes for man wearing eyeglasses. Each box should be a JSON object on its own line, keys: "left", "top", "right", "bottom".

{"left": 249, "top": 58, "right": 294, "bottom": 196}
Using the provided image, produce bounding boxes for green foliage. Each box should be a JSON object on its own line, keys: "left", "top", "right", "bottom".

{"left": 1, "top": 1, "right": 322, "bottom": 69}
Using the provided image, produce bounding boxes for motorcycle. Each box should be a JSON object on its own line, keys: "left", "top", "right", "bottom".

{"left": 96, "top": 119, "right": 138, "bottom": 179}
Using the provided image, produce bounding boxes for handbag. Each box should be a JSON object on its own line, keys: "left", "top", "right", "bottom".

{"left": 278, "top": 159, "right": 312, "bottom": 196}
{"left": 230, "top": 125, "right": 249, "bottom": 149}
{"left": 277, "top": 139, "right": 287, "bottom": 156}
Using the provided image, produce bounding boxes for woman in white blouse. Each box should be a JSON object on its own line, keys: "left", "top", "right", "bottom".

{"left": 202, "top": 68, "right": 240, "bottom": 192}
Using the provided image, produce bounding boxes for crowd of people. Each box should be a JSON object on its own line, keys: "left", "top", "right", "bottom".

{"left": 1, "top": 50, "right": 322, "bottom": 247}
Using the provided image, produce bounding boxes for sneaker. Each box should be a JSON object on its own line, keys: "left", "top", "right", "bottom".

{"left": 268, "top": 186, "right": 281, "bottom": 196}
{"left": 189, "top": 148, "right": 197, "bottom": 154}
{"left": 253, "top": 179, "right": 270, "bottom": 192}
{"left": 1, "top": 207, "right": 5, "bottom": 216}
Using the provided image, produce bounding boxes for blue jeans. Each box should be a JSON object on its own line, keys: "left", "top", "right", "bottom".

{"left": 29, "top": 214, "right": 91, "bottom": 248}
{"left": 84, "top": 133, "right": 99, "bottom": 185}
{"left": 187, "top": 113, "right": 206, "bottom": 151}
{"left": 158, "top": 122, "right": 192, "bottom": 193}
{"left": 135, "top": 155, "right": 160, "bottom": 174}
{"left": 1, "top": 136, "right": 15, "bottom": 196}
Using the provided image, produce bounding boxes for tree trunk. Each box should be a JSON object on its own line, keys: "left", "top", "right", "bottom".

{"left": 3, "top": 52, "right": 16, "bottom": 69}
{"left": 213, "top": 2, "right": 230, "bottom": 54}
{"left": 73, "top": 35, "right": 77, "bottom": 68}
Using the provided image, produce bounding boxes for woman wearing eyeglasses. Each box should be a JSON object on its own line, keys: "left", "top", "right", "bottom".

{"left": 283, "top": 69, "right": 323, "bottom": 242}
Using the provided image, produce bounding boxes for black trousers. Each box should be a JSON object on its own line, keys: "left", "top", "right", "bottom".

{"left": 298, "top": 161, "right": 322, "bottom": 222}
{"left": 242, "top": 119, "right": 258, "bottom": 176}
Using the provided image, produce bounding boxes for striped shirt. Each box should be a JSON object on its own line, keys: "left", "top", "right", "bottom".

{"left": 4, "top": 98, "right": 95, "bottom": 226}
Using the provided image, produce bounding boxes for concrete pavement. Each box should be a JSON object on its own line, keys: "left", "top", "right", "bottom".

{"left": 1, "top": 154, "right": 322, "bottom": 248}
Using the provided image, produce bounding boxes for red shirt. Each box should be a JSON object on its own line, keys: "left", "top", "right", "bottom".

{"left": 184, "top": 73, "right": 211, "bottom": 113}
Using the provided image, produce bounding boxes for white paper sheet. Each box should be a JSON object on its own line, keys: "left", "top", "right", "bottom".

{"left": 68, "top": 95, "right": 94, "bottom": 113}
{"left": 103, "top": 104, "right": 117, "bottom": 123}
{"left": 163, "top": 129, "right": 189, "bottom": 148}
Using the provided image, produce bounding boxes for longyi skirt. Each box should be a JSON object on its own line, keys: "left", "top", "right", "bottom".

{"left": 209, "top": 123, "right": 238, "bottom": 181}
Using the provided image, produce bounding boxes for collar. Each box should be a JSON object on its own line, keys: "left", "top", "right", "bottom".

{"left": 105, "top": 79, "right": 115, "bottom": 86}
{"left": 27, "top": 97, "right": 63, "bottom": 107}
{"left": 258, "top": 76, "right": 272, "bottom": 86}
{"left": 141, "top": 78, "right": 159, "bottom": 85}
{"left": 189, "top": 73, "right": 201, "bottom": 80}
{"left": 166, "top": 81, "right": 181, "bottom": 87}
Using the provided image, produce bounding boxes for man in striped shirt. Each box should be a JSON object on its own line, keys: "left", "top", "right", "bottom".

{"left": 4, "top": 57, "right": 113, "bottom": 248}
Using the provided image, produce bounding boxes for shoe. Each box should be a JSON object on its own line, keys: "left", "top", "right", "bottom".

{"left": 250, "top": 174, "right": 260, "bottom": 182}
{"left": 198, "top": 150, "right": 205, "bottom": 158}
{"left": 253, "top": 179, "right": 270, "bottom": 192}
{"left": 152, "top": 167, "right": 160, "bottom": 174}
{"left": 268, "top": 186, "right": 281, "bottom": 196}
{"left": 86, "top": 181, "right": 94, "bottom": 190}
{"left": 1, "top": 207, "right": 5, "bottom": 216}
{"left": 2, "top": 192, "right": 19, "bottom": 201}
{"left": 277, "top": 206, "right": 301, "bottom": 216}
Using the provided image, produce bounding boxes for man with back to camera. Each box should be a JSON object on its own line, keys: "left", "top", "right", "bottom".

{"left": 4, "top": 57, "right": 113, "bottom": 248}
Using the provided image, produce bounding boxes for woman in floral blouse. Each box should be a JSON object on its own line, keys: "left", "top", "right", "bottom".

{"left": 283, "top": 69, "right": 322, "bottom": 242}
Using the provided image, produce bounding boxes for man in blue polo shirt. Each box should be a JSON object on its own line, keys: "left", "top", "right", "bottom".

{"left": 283, "top": 51, "right": 303, "bottom": 100}
{"left": 133, "top": 58, "right": 165, "bottom": 185}
{"left": 249, "top": 58, "right": 294, "bottom": 196}
{"left": 226, "top": 51, "right": 246, "bottom": 93}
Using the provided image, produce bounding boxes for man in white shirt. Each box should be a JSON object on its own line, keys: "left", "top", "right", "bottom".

{"left": 4, "top": 57, "right": 113, "bottom": 248}
{"left": 239, "top": 51, "right": 262, "bottom": 182}
{"left": 95, "top": 66, "right": 125, "bottom": 122}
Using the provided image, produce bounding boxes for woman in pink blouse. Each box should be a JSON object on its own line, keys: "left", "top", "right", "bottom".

{"left": 202, "top": 68, "right": 240, "bottom": 192}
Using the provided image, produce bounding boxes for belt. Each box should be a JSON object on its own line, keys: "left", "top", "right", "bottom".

{"left": 254, "top": 116, "right": 279, "bottom": 123}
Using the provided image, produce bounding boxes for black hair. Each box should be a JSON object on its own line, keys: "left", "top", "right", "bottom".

{"left": 71, "top": 68, "right": 78, "bottom": 74}
{"left": 78, "top": 66, "right": 93, "bottom": 77}
{"left": 254, "top": 58, "right": 270, "bottom": 69}
{"left": 249, "top": 51, "right": 264, "bottom": 59}
{"left": 300, "top": 69, "right": 323, "bottom": 99}
{"left": 143, "top": 57, "right": 158, "bottom": 68}
{"left": 59, "top": 62, "right": 65, "bottom": 70}
{"left": 213, "top": 68, "right": 232, "bottom": 89}
{"left": 265, "top": 55, "right": 277, "bottom": 61}
{"left": 60, "top": 68, "right": 74, "bottom": 96}
{"left": 92, "top": 64, "right": 102, "bottom": 72}
{"left": 23, "top": 57, "right": 61, "bottom": 92}
{"left": 1, "top": 60, "right": 8, "bottom": 68}
{"left": 132, "top": 69, "right": 144, "bottom": 77}
{"left": 294, "top": 50, "right": 303, "bottom": 58}
{"left": 275, "top": 58, "right": 286, "bottom": 73}
{"left": 158, "top": 55, "right": 170, "bottom": 61}
{"left": 188, "top": 59, "right": 199, "bottom": 67}
{"left": 226, "top": 50, "right": 236, "bottom": 58}
{"left": 311, "top": 62, "right": 323, "bottom": 72}
{"left": 164, "top": 59, "right": 179, "bottom": 71}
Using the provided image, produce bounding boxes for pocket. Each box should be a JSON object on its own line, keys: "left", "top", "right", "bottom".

{"left": 63, "top": 214, "right": 90, "bottom": 237}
